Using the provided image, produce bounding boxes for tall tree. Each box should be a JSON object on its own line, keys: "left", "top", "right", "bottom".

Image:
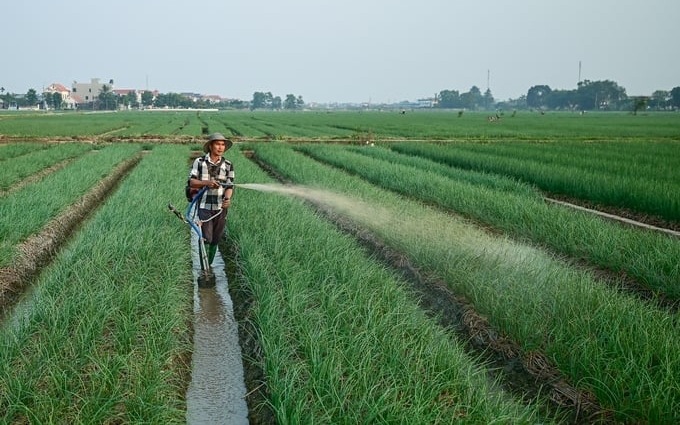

{"left": 98, "top": 84, "right": 116, "bottom": 110}
{"left": 545, "top": 89, "right": 577, "bottom": 110}
{"left": 576, "top": 79, "right": 626, "bottom": 110}
{"left": 649, "top": 90, "right": 669, "bottom": 110}
{"left": 284, "top": 94, "right": 297, "bottom": 109}
{"left": 141, "top": 91, "right": 154, "bottom": 108}
{"left": 460, "top": 86, "right": 482, "bottom": 110}
{"left": 251, "top": 92, "right": 266, "bottom": 109}
{"left": 631, "top": 96, "right": 648, "bottom": 115}
{"left": 52, "top": 92, "right": 62, "bottom": 109}
{"left": 153, "top": 92, "right": 192, "bottom": 108}
{"left": 123, "top": 91, "right": 138, "bottom": 109}
{"left": 43, "top": 92, "right": 54, "bottom": 108}
{"left": 670, "top": 86, "right": 680, "bottom": 109}
{"left": 526, "top": 85, "right": 552, "bottom": 109}
{"left": 482, "top": 88, "right": 494, "bottom": 110}
{"left": 272, "top": 95, "right": 282, "bottom": 110}
{"left": 437, "top": 89, "right": 461, "bottom": 108}
{"left": 251, "top": 91, "right": 274, "bottom": 109}
{"left": 26, "top": 88, "right": 38, "bottom": 107}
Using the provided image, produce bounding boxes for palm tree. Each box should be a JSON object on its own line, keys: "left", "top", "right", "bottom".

{"left": 98, "top": 84, "right": 117, "bottom": 110}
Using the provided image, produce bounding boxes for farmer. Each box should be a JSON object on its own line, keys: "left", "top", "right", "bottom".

{"left": 187, "top": 132, "right": 235, "bottom": 266}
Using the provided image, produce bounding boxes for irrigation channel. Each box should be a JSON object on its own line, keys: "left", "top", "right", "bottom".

{"left": 185, "top": 231, "right": 249, "bottom": 424}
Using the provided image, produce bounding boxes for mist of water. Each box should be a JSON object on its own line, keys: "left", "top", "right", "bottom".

{"left": 235, "top": 183, "right": 383, "bottom": 222}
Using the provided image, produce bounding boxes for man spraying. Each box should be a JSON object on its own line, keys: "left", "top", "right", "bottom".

{"left": 187, "top": 132, "right": 235, "bottom": 266}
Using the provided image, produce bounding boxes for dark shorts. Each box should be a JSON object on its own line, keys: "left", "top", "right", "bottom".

{"left": 198, "top": 208, "right": 228, "bottom": 245}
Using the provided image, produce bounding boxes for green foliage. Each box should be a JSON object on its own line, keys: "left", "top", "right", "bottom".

{"left": 0, "top": 144, "right": 141, "bottom": 267}
{"left": 2, "top": 110, "right": 679, "bottom": 141}
{"left": 2, "top": 111, "right": 680, "bottom": 422}
{"left": 393, "top": 140, "right": 680, "bottom": 222}
{"left": 0, "top": 143, "right": 92, "bottom": 190}
{"left": 228, "top": 147, "right": 545, "bottom": 423}
{"left": 251, "top": 143, "right": 680, "bottom": 422}
{"left": 0, "top": 145, "right": 192, "bottom": 423}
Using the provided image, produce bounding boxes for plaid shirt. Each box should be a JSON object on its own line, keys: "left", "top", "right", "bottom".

{"left": 189, "top": 154, "right": 234, "bottom": 210}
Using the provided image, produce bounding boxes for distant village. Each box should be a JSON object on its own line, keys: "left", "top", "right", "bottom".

{"left": 0, "top": 77, "right": 434, "bottom": 112}
{"left": 0, "top": 78, "right": 232, "bottom": 111}
{"left": 2, "top": 77, "right": 678, "bottom": 112}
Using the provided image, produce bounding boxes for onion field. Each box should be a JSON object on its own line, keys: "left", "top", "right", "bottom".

{"left": 0, "top": 110, "right": 679, "bottom": 424}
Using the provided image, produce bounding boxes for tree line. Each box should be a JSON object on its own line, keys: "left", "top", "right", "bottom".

{"left": 436, "top": 80, "right": 680, "bottom": 112}
{"left": 2, "top": 80, "right": 679, "bottom": 112}
{"left": 0, "top": 85, "right": 305, "bottom": 111}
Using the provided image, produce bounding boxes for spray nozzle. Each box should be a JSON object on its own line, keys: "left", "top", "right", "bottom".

{"left": 167, "top": 204, "right": 187, "bottom": 223}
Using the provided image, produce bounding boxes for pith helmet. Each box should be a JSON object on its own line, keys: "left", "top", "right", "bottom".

{"left": 203, "top": 132, "right": 233, "bottom": 153}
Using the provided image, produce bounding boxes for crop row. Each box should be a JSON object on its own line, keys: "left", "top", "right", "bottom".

{"left": 0, "top": 143, "right": 93, "bottom": 191}
{"left": 1, "top": 143, "right": 556, "bottom": 423}
{"left": 247, "top": 142, "right": 680, "bottom": 422}
{"left": 392, "top": 141, "right": 680, "bottom": 223}
{"left": 296, "top": 143, "right": 680, "bottom": 299}
{"left": 0, "top": 143, "right": 142, "bottom": 268}
{"left": 2, "top": 110, "right": 679, "bottom": 141}
{"left": 2, "top": 137, "right": 679, "bottom": 422}
{"left": 0, "top": 145, "right": 193, "bottom": 423}
{"left": 227, "top": 149, "right": 551, "bottom": 422}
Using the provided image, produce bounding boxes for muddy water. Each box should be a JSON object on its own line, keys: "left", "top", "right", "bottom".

{"left": 186, "top": 233, "right": 249, "bottom": 425}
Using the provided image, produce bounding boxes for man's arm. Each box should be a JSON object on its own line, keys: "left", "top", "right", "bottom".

{"left": 190, "top": 178, "right": 219, "bottom": 189}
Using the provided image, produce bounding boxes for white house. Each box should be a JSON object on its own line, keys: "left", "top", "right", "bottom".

{"left": 44, "top": 83, "right": 77, "bottom": 109}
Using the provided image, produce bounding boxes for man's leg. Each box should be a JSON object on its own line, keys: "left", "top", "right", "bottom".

{"left": 207, "top": 244, "right": 218, "bottom": 264}
{"left": 200, "top": 209, "right": 226, "bottom": 266}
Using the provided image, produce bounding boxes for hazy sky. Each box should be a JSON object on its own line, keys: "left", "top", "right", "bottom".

{"left": 4, "top": 0, "right": 679, "bottom": 103}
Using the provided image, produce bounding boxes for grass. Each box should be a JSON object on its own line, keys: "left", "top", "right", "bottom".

{"left": 249, "top": 142, "right": 680, "bottom": 422}
{"left": 392, "top": 140, "right": 680, "bottom": 222}
{"left": 0, "top": 145, "right": 193, "bottom": 423}
{"left": 0, "top": 142, "right": 93, "bottom": 190}
{"left": 0, "top": 144, "right": 142, "bottom": 267}
{"left": 2, "top": 109, "right": 679, "bottom": 141}
{"left": 1, "top": 109, "right": 678, "bottom": 422}
{"left": 298, "top": 143, "right": 680, "bottom": 298}
{"left": 227, "top": 147, "right": 551, "bottom": 423}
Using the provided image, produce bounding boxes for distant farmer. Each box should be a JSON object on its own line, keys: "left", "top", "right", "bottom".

{"left": 187, "top": 132, "right": 235, "bottom": 266}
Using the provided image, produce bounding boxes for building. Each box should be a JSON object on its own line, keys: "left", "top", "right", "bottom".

{"left": 113, "top": 89, "right": 142, "bottom": 109}
{"left": 71, "top": 78, "right": 114, "bottom": 104}
{"left": 44, "top": 83, "right": 78, "bottom": 109}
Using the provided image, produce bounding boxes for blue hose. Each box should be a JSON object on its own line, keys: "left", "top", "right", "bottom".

{"left": 186, "top": 186, "right": 208, "bottom": 239}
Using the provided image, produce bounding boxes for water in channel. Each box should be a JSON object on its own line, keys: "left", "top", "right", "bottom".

{"left": 186, "top": 233, "right": 249, "bottom": 424}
